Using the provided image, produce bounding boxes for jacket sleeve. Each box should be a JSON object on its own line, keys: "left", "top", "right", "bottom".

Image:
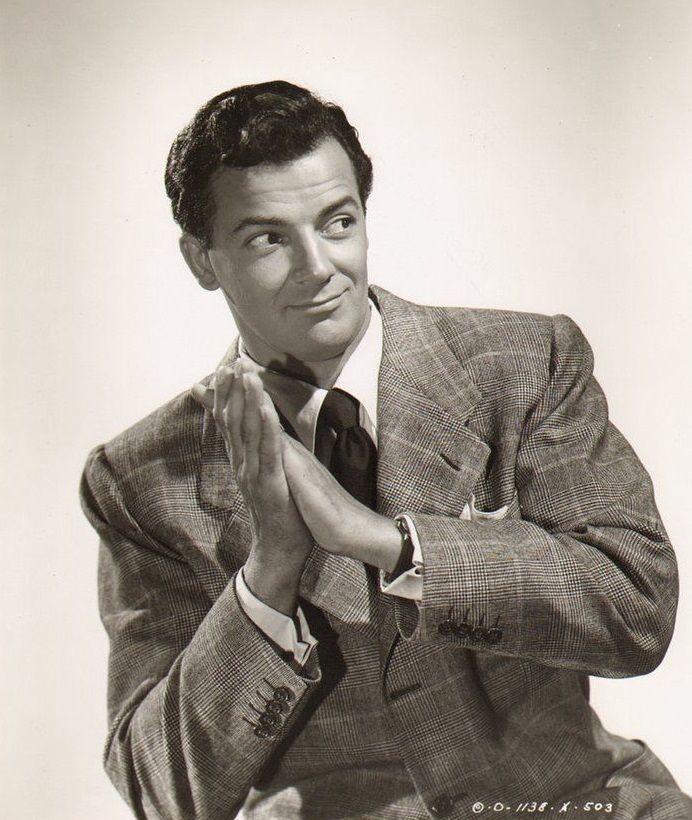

{"left": 80, "top": 445, "right": 322, "bottom": 820}
{"left": 399, "top": 314, "right": 679, "bottom": 679}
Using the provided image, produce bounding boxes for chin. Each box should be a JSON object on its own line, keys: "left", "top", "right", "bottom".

{"left": 297, "top": 338, "right": 351, "bottom": 364}
{"left": 304, "top": 316, "right": 362, "bottom": 356}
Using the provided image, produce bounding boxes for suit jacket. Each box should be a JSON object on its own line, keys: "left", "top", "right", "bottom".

{"left": 80, "top": 286, "right": 691, "bottom": 820}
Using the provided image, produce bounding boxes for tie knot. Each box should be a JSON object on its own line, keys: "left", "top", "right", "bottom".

{"left": 319, "top": 388, "right": 360, "bottom": 432}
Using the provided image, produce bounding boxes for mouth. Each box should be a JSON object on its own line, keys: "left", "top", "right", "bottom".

{"left": 289, "top": 290, "right": 346, "bottom": 314}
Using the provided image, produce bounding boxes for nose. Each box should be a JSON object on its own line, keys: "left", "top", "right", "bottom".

{"left": 291, "top": 234, "right": 335, "bottom": 284}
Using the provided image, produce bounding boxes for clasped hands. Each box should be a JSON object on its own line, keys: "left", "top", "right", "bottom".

{"left": 192, "top": 361, "right": 400, "bottom": 614}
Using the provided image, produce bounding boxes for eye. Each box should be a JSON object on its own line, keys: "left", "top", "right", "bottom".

{"left": 322, "top": 216, "right": 355, "bottom": 238}
{"left": 248, "top": 231, "right": 284, "bottom": 250}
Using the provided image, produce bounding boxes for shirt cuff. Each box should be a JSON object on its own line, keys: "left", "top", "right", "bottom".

{"left": 379, "top": 514, "right": 423, "bottom": 601}
{"left": 235, "top": 568, "right": 317, "bottom": 665}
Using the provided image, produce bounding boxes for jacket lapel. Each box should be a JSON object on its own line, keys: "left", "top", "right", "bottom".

{"left": 197, "top": 287, "right": 490, "bottom": 635}
{"left": 372, "top": 286, "right": 490, "bottom": 519}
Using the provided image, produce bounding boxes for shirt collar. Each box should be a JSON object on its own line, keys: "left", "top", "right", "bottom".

{"left": 237, "top": 300, "right": 382, "bottom": 452}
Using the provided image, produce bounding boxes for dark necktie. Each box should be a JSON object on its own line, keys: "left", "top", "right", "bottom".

{"left": 314, "top": 387, "right": 377, "bottom": 510}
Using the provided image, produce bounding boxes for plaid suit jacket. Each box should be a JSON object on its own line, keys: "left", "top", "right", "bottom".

{"left": 81, "top": 286, "right": 691, "bottom": 819}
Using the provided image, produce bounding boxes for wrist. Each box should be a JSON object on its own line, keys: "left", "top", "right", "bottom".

{"left": 346, "top": 511, "right": 402, "bottom": 572}
{"left": 384, "top": 516, "right": 415, "bottom": 580}
{"left": 244, "top": 549, "right": 306, "bottom": 616}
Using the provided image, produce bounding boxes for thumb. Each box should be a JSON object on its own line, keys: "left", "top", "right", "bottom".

{"left": 191, "top": 382, "right": 214, "bottom": 410}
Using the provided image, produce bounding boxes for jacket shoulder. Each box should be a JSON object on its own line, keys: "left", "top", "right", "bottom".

{"left": 102, "top": 388, "right": 205, "bottom": 480}
{"left": 81, "top": 388, "right": 208, "bottom": 538}
{"left": 431, "top": 303, "right": 553, "bottom": 349}
{"left": 431, "top": 305, "right": 592, "bottom": 396}
{"left": 373, "top": 285, "right": 582, "bottom": 362}
{"left": 373, "top": 287, "right": 590, "bottom": 401}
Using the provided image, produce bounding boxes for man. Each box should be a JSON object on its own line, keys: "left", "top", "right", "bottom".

{"left": 80, "top": 81, "right": 691, "bottom": 819}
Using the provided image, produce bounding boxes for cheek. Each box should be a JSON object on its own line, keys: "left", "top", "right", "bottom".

{"left": 335, "top": 243, "right": 368, "bottom": 279}
{"left": 353, "top": 236, "right": 369, "bottom": 272}
{"left": 223, "top": 261, "right": 287, "bottom": 305}
{"left": 247, "top": 252, "right": 293, "bottom": 290}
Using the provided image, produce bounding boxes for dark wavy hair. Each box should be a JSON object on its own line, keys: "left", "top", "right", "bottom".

{"left": 164, "top": 81, "right": 373, "bottom": 247}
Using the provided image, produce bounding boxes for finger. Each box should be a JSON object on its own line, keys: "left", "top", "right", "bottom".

{"left": 282, "top": 433, "right": 327, "bottom": 469}
{"left": 282, "top": 434, "right": 347, "bottom": 498}
{"left": 191, "top": 382, "right": 214, "bottom": 410}
{"left": 258, "top": 393, "right": 283, "bottom": 475}
{"left": 224, "top": 362, "right": 247, "bottom": 466}
{"left": 213, "top": 365, "right": 233, "bottom": 427}
{"left": 280, "top": 439, "right": 324, "bottom": 522}
{"left": 280, "top": 435, "right": 304, "bottom": 478}
{"left": 213, "top": 366, "right": 233, "bottom": 441}
{"left": 239, "top": 371, "right": 264, "bottom": 481}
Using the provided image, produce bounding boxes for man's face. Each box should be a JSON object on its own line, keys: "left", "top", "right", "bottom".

{"left": 190, "top": 138, "right": 370, "bottom": 370}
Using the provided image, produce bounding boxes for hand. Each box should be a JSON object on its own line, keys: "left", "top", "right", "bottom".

{"left": 281, "top": 435, "right": 402, "bottom": 573}
{"left": 192, "top": 364, "right": 314, "bottom": 614}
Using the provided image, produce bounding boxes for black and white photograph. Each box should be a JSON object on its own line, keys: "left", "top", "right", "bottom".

{"left": 3, "top": 2, "right": 692, "bottom": 818}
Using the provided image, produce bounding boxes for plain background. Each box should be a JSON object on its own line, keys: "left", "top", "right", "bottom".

{"left": 2, "top": 1, "right": 691, "bottom": 817}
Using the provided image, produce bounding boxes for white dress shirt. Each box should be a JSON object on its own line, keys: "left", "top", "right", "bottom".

{"left": 233, "top": 302, "right": 423, "bottom": 664}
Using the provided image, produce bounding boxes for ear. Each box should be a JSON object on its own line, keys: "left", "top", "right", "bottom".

{"left": 179, "top": 233, "right": 220, "bottom": 291}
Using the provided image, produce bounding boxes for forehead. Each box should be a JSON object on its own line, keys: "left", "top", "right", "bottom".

{"left": 209, "top": 138, "right": 360, "bottom": 229}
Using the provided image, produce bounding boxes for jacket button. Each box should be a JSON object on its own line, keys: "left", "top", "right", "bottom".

{"left": 454, "top": 622, "right": 473, "bottom": 639}
{"left": 272, "top": 686, "right": 294, "bottom": 702}
{"left": 429, "top": 793, "right": 454, "bottom": 817}
{"left": 437, "top": 619, "right": 456, "bottom": 636}
{"left": 486, "top": 627, "right": 503, "bottom": 644}
{"left": 253, "top": 725, "right": 273, "bottom": 739}
{"left": 265, "top": 699, "right": 288, "bottom": 714}
{"left": 257, "top": 712, "right": 282, "bottom": 729}
{"left": 471, "top": 626, "right": 487, "bottom": 642}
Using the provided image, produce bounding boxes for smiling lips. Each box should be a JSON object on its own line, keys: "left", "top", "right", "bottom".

{"left": 291, "top": 291, "right": 346, "bottom": 314}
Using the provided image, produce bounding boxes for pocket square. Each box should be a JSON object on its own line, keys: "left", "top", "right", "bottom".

{"left": 460, "top": 492, "right": 518, "bottom": 522}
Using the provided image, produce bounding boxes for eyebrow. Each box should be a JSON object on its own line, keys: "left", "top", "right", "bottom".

{"left": 231, "top": 196, "right": 360, "bottom": 235}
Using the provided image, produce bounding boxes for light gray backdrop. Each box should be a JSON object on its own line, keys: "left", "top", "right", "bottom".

{"left": 2, "top": 1, "right": 690, "bottom": 817}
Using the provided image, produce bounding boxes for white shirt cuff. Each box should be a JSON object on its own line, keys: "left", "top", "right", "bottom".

{"left": 379, "top": 514, "right": 423, "bottom": 602}
{"left": 235, "top": 568, "right": 317, "bottom": 665}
